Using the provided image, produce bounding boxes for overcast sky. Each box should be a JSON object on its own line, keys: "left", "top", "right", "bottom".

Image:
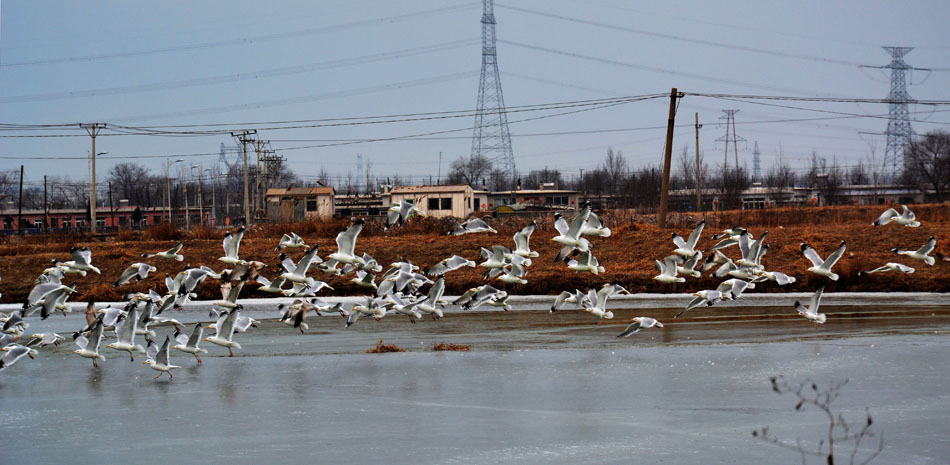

{"left": 2, "top": 0, "right": 949, "bottom": 188}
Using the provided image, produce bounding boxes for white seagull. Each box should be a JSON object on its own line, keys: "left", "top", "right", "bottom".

{"left": 653, "top": 256, "right": 685, "bottom": 283}
{"left": 552, "top": 208, "right": 592, "bottom": 261}
{"left": 277, "top": 232, "right": 309, "bottom": 250}
{"left": 142, "top": 242, "right": 184, "bottom": 261}
{"left": 449, "top": 217, "right": 497, "bottom": 235}
{"left": 143, "top": 335, "right": 180, "bottom": 380}
{"left": 387, "top": 200, "right": 426, "bottom": 228}
{"left": 205, "top": 306, "right": 243, "bottom": 357}
{"left": 105, "top": 307, "right": 145, "bottom": 362}
{"left": 801, "top": 240, "right": 846, "bottom": 281}
{"left": 616, "top": 317, "right": 664, "bottom": 338}
{"left": 62, "top": 246, "right": 101, "bottom": 275}
{"left": 872, "top": 204, "right": 920, "bottom": 227}
{"left": 427, "top": 255, "right": 476, "bottom": 276}
{"left": 218, "top": 226, "right": 247, "bottom": 265}
{"left": 892, "top": 236, "right": 936, "bottom": 266}
{"left": 172, "top": 322, "right": 208, "bottom": 365}
{"left": 672, "top": 220, "right": 705, "bottom": 258}
{"left": 328, "top": 220, "right": 366, "bottom": 266}
{"left": 513, "top": 221, "right": 540, "bottom": 258}
{"left": 72, "top": 320, "right": 106, "bottom": 368}
{"left": 794, "top": 286, "right": 827, "bottom": 327}
{"left": 550, "top": 289, "right": 588, "bottom": 313}
{"left": 0, "top": 344, "right": 38, "bottom": 372}
{"left": 114, "top": 263, "right": 157, "bottom": 287}
{"left": 859, "top": 262, "right": 915, "bottom": 275}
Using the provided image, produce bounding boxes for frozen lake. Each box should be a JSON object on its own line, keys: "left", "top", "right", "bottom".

{"left": 1, "top": 296, "right": 949, "bottom": 464}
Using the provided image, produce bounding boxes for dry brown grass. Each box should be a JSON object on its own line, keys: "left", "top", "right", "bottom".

{"left": 366, "top": 339, "right": 406, "bottom": 353}
{"left": 1, "top": 203, "right": 949, "bottom": 302}
{"left": 144, "top": 223, "right": 183, "bottom": 241}
{"left": 431, "top": 342, "right": 472, "bottom": 351}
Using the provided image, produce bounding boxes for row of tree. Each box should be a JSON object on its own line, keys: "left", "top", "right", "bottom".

{"left": 2, "top": 131, "right": 947, "bottom": 215}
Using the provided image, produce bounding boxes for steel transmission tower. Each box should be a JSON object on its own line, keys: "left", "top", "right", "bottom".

{"left": 716, "top": 110, "right": 745, "bottom": 172}
{"left": 878, "top": 47, "right": 916, "bottom": 181}
{"left": 752, "top": 141, "right": 761, "bottom": 183}
{"left": 471, "top": 0, "right": 515, "bottom": 177}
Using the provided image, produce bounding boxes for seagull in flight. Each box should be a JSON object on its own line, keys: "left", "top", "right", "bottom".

{"left": 872, "top": 204, "right": 920, "bottom": 227}
{"left": 801, "top": 240, "right": 846, "bottom": 281}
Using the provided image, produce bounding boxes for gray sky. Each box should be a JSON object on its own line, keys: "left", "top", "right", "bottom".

{"left": 2, "top": 0, "right": 949, "bottom": 188}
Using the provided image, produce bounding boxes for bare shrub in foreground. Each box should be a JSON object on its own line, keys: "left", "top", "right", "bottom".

{"left": 754, "top": 376, "right": 884, "bottom": 465}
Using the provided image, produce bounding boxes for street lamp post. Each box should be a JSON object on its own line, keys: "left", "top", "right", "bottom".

{"left": 205, "top": 168, "right": 215, "bottom": 227}
{"left": 192, "top": 165, "right": 202, "bottom": 228}
{"left": 166, "top": 158, "right": 184, "bottom": 224}
{"left": 89, "top": 151, "right": 107, "bottom": 232}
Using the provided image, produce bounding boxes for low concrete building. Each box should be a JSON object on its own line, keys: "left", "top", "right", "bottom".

{"left": 264, "top": 186, "right": 335, "bottom": 222}
{"left": 388, "top": 185, "right": 474, "bottom": 218}
{"left": 476, "top": 188, "right": 580, "bottom": 213}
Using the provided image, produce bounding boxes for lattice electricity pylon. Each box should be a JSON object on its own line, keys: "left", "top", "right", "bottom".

{"left": 471, "top": 0, "right": 515, "bottom": 177}
{"left": 716, "top": 110, "right": 745, "bottom": 172}
{"left": 752, "top": 141, "right": 762, "bottom": 183}
{"left": 862, "top": 46, "right": 917, "bottom": 182}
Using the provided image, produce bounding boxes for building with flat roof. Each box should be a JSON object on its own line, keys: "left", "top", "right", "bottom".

{"left": 264, "top": 186, "right": 335, "bottom": 222}
{"left": 388, "top": 185, "right": 474, "bottom": 218}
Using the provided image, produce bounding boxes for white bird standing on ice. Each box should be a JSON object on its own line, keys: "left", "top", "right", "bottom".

{"left": 801, "top": 240, "right": 846, "bottom": 281}
{"left": 795, "top": 286, "right": 827, "bottom": 327}
{"left": 892, "top": 236, "right": 936, "bottom": 266}
{"left": 616, "top": 317, "right": 664, "bottom": 338}
{"left": 872, "top": 204, "right": 920, "bottom": 227}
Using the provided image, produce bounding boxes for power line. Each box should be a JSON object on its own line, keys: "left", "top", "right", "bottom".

{"left": 0, "top": 39, "right": 478, "bottom": 104}
{"left": 496, "top": 3, "right": 866, "bottom": 67}
{"left": 0, "top": 3, "right": 480, "bottom": 67}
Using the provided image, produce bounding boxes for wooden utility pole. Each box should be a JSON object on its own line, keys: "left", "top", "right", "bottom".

{"left": 81, "top": 123, "right": 104, "bottom": 233}
{"left": 44, "top": 175, "right": 48, "bottom": 230}
{"left": 695, "top": 112, "right": 702, "bottom": 212}
{"left": 17, "top": 165, "right": 24, "bottom": 236}
{"left": 658, "top": 88, "right": 683, "bottom": 229}
{"left": 232, "top": 130, "right": 257, "bottom": 225}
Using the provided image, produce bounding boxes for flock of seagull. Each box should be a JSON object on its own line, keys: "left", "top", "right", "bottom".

{"left": 0, "top": 201, "right": 945, "bottom": 379}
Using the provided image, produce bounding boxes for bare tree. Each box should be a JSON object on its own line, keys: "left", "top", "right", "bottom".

{"left": 902, "top": 130, "right": 950, "bottom": 201}
{"left": 766, "top": 159, "right": 796, "bottom": 206}
{"left": 721, "top": 166, "right": 752, "bottom": 210}
{"left": 447, "top": 154, "right": 493, "bottom": 187}
{"left": 754, "top": 376, "right": 884, "bottom": 465}
{"left": 848, "top": 161, "right": 870, "bottom": 186}
{"left": 602, "top": 148, "right": 628, "bottom": 193}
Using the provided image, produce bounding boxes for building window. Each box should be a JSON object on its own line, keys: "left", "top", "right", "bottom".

{"left": 440, "top": 198, "right": 452, "bottom": 210}
{"left": 428, "top": 198, "right": 440, "bottom": 210}
{"left": 34, "top": 219, "right": 43, "bottom": 228}
{"left": 153, "top": 215, "right": 161, "bottom": 224}
{"left": 306, "top": 197, "right": 317, "bottom": 211}
{"left": 119, "top": 216, "right": 128, "bottom": 226}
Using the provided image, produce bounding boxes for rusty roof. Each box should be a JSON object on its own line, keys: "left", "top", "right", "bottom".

{"left": 265, "top": 186, "right": 335, "bottom": 197}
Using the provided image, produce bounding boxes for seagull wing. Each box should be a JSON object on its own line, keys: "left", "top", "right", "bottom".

{"left": 230, "top": 227, "right": 246, "bottom": 259}
{"left": 26, "top": 282, "right": 61, "bottom": 306}
{"left": 157, "top": 336, "right": 170, "bottom": 365}
{"left": 895, "top": 263, "right": 915, "bottom": 273}
{"left": 671, "top": 233, "right": 687, "bottom": 249}
{"left": 738, "top": 231, "right": 751, "bottom": 260}
{"left": 616, "top": 320, "right": 642, "bottom": 338}
{"left": 820, "top": 241, "right": 847, "bottom": 271}
{"left": 553, "top": 215, "right": 569, "bottom": 236}
{"left": 294, "top": 246, "right": 320, "bottom": 275}
{"left": 75, "top": 334, "right": 90, "bottom": 351}
{"left": 146, "top": 339, "right": 159, "bottom": 361}
{"left": 336, "top": 222, "right": 363, "bottom": 256}
{"left": 114, "top": 266, "right": 138, "bottom": 287}
{"left": 873, "top": 208, "right": 899, "bottom": 226}
{"left": 686, "top": 220, "right": 705, "bottom": 250}
{"left": 551, "top": 291, "right": 572, "bottom": 312}
{"left": 222, "top": 231, "right": 233, "bottom": 257}
{"left": 565, "top": 209, "right": 590, "bottom": 239}
{"left": 916, "top": 236, "right": 936, "bottom": 256}
{"left": 800, "top": 243, "right": 824, "bottom": 267}
{"left": 809, "top": 286, "right": 824, "bottom": 313}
